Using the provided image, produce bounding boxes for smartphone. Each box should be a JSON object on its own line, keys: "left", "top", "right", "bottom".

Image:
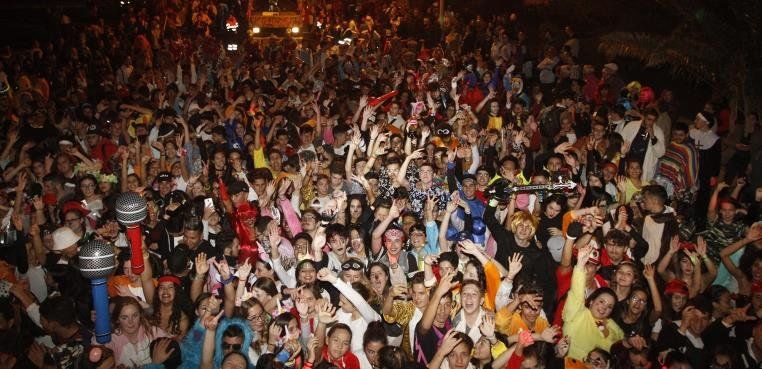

{"left": 204, "top": 198, "right": 214, "bottom": 209}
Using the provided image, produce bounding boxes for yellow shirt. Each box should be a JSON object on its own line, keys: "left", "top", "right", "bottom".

{"left": 562, "top": 265, "right": 624, "bottom": 360}
{"left": 494, "top": 310, "right": 549, "bottom": 337}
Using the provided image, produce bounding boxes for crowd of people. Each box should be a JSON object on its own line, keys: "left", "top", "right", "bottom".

{"left": 1, "top": 1, "right": 762, "bottom": 369}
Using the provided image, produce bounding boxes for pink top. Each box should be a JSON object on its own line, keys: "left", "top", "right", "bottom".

{"left": 102, "top": 325, "right": 169, "bottom": 367}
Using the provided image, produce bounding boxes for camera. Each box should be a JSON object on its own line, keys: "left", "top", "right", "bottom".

{"left": 485, "top": 178, "right": 512, "bottom": 202}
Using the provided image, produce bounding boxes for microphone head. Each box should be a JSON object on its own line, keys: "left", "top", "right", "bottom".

{"left": 115, "top": 192, "right": 147, "bottom": 226}
{"left": 78, "top": 239, "right": 117, "bottom": 279}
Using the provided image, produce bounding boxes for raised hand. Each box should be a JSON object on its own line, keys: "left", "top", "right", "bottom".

{"left": 555, "top": 336, "right": 570, "bottom": 357}
{"left": 539, "top": 325, "right": 560, "bottom": 343}
{"left": 696, "top": 236, "right": 708, "bottom": 257}
{"left": 202, "top": 311, "right": 224, "bottom": 331}
{"left": 211, "top": 257, "right": 232, "bottom": 280}
{"left": 506, "top": 253, "right": 523, "bottom": 280}
{"left": 643, "top": 264, "right": 656, "bottom": 281}
{"left": 439, "top": 330, "right": 464, "bottom": 354}
{"left": 479, "top": 314, "right": 496, "bottom": 339}
{"left": 195, "top": 252, "right": 209, "bottom": 276}
{"left": 316, "top": 267, "right": 337, "bottom": 283}
{"left": 235, "top": 258, "right": 252, "bottom": 280}
{"left": 459, "top": 239, "right": 479, "bottom": 256}
{"left": 317, "top": 301, "right": 337, "bottom": 324}
{"left": 668, "top": 235, "right": 680, "bottom": 254}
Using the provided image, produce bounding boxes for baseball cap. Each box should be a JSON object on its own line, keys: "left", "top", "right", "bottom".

{"left": 157, "top": 172, "right": 172, "bottom": 182}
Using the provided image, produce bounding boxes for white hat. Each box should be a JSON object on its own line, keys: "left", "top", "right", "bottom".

{"left": 603, "top": 63, "right": 619, "bottom": 72}
{"left": 52, "top": 226, "right": 81, "bottom": 251}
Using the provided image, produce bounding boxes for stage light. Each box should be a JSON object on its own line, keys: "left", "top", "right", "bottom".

{"left": 291, "top": 26, "right": 300, "bottom": 34}
{"left": 227, "top": 44, "right": 238, "bottom": 51}
{"left": 253, "top": 27, "right": 261, "bottom": 34}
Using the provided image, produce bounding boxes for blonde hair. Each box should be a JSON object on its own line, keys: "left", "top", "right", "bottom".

{"left": 509, "top": 211, "right": 538, "bottom": 235}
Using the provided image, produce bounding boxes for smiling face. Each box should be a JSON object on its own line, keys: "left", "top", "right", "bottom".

{"left": 589, "top": 292, "right": 615, "bottom": 319}
{"left": 368, "top": 265, "right": 388, "bottom": 293}
{"left": 615, "top": 264, "right": 636, "bottom": 288}
{"left": 246, "top": 304, "right": 266, "bottom": 332}
{"left": 514, "top": 220, "right": 535, "bottom": 242}
{"left": 460, "top": 284, "right": 483, "bottom": 314}
{"left": 670, "top": 293, "right": 688, "bottom": 313}
{"left": 158, "top": 282, "right": 176, "bottom": 305}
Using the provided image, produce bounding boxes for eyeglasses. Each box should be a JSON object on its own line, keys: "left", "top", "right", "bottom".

{"left": 341, "top": 261, "right": 363, "bottom": 271}
{"left": 247, "top": 313, "right": 265, "bottom": 322}
{"left": 222, "top": 343, "right": 242, "bottom": 351}
{"left": 65, "top": 217, "right": 82, "bottom": 224}
{"left": 81, "top": 183, "right": 95, "bottom": 189}
{"left": 585, "top": 356, "right": 607, "bottom": 367}
{"left": 630, "top": 296, "right": 647, "bottom": 305}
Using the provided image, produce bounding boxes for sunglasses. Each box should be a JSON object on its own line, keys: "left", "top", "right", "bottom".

{"left": 222, "top": 343, "right": 242, "bottom": 351}
{"left": 436, "top": 129, "right": 451, "bottom": 136}
{"left": 341, "top": 261, "right": 363, "bottom": 271}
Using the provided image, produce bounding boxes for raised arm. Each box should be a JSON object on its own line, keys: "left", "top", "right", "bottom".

{"left": 642, "top": 265, "right": 662, "bottom": 324}
{"left": 706, "top": 182, "right": 729, "bottom": 222}
{"left": 371, "top": 202, "right": 401, "bottom": 255}
{"left": 419, "top": 271, "right": 457, "bottom": 335}
{"left": 657, "top": 235, "right": 679, "bottom": 282}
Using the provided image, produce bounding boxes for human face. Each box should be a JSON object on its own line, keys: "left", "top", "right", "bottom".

{"left": 419, "top": 165, "right": 434, "bottom": 185}
{"left": 81, "top": 179, "right": 96, "bottom": 197}
{"left": 544, "top": 201, "right": 562, "bottom": 219}
{"left": 246, "top": 305, "right": 266, "bottom": 332}
{"left": 644, "top": 114, "right": 657, "bottom": 129}
{"left": 221, "top": 354, "right": 247, "bottom": 369}
{"left": 122, "top": 260, "right": 140, "bottom": 283}
{"left": 670, "top": 293, "right": 688, "bottom": 313}
{"left": 605, "top": 242, "right": 627, "bottom": 264}
{"left": 342, "top": 269, "right": 362, "bottom": 284}
{"left": 514, "top": 220, "right": 535, "bottom": 241}
{"left": 589, "top": 293, "right": 615, "bottom": 319}
{"left": 439, "top": 261, "right": 456, "bottom": 276}
{"left": 520, "top": 356, "right": 541, "bottom": 369}
{"left": 117, "top": 304, "right": 141, "bottom": 335}
{"left": 222, "top": 335, "right": 243, "bottom": 355}
{"left": 410, "top": 229, "right": 425, "bottom": 248}
{"left": 462, "top": 181, "right": 476, "bottom": 199}
{"left": 252, "top": 287, "right": 273, "bottom": 304}
{"left": 364, "top": 341, "right": 384, "bottom": 368}
{"left": 615, "top": 265, "right": 636, "bottom": 288}
{"left": 464, "top": 263, "right": 478, "bottom": 281}
{"left": 254, "top": 261, "right": 274, "bottom": 279}
{"left": 158, "top": 282, "right": 176, "bottom": 305}
{"left": 328, "top": 328, "right": 351, "bottom": 360}
{"left": 687, "top": 309, "right": 710, "bottom": 335}
{"left": 410, "top": 283, "right": 429, "bottom": 310}
{"left": 252, "top": 179, "right": 267, "bottom": 197}
{"left": 349, "top": 199, "right": 363, "bottom": 219}
{"left": 64, "top": 212, "right": 84, "bottom": 233}
{"left": 753, "top": 260, "right": 762, "bottom": 282}
{"left": 300, "top": 212, "right": 317, "bottom": 232}
{"left": 317, "top": 178, "right": 330, "bottom": 196}
{"left": 294, "top": 238, "right": 310, "bottom": 258}
{"left": 719, "top": 202, "right": 736, "bottom": 223}
{"left": 298, "top": 264, "right": 317, "bottom": 284}
{"left": 585, "top": 351, "right": 609, "bottom": 369}
{"left": 368, "top": 266, "right": 388, "bottom": 294}
{"left": 588, "top": 175, "right": 603, "bottom": 188}
{"left": 679, "top": 256, "right": 694, "bottom": 276}
{"left": 520, "top": 300, "right": 542, "bottom": 324}
{"left": 476, "top": 170, "right": 490, "bottom": 186}
{"left": 435, "top": 296, "right": 453, "bottom": 324}
{"left": 446, "top": 341, "right": 471, "bottom": 369}
{"left": 474, "top": 337, "right": 492, "bottom": 360}
{"left": 546, "top": 157, "right": 562, "bottom": 172}
{"left": 671, "top": 130, "right": 688, "bottom": 144}
{"left": 461, "top": 284, "right": 483, "bottom": 314}
{"left": 628, "top": 291, "right": 648, "bottom": 315}
{"left": 384, "top": 237, "right": 403, "bottom": 256}
{"left": 627, "top": 161, "right": 642, "bottom": 180}
{"left": 183, "top": 229, "right": 202, "bottom": 249}
{"left": 713, "top": 292, "right": 733, "bottom": 316}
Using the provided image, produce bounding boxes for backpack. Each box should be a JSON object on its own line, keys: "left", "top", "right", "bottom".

{"left": 539, "top": 105, "right": 565, "bottom": 138}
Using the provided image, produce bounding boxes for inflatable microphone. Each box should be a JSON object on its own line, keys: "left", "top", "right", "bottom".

{"left": 115, "top": 192, "right": 147, "bottom": 274}
{"left": 78, "top": 239, "right": 117, "bottom": 344}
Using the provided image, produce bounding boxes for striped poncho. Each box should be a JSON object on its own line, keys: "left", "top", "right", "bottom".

{"left": 655, "top": 141, "right": 699, "bottom": 194}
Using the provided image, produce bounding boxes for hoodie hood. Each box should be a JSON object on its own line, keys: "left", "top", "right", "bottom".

{"left": 214, "top": 318, "right": 256, "bottom": 369}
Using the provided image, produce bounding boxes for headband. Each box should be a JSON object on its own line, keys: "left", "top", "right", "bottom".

{"left": 158, "top": 275, "right": 182, "bottom": 286}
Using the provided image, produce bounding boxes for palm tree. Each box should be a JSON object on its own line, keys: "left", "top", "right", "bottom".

{"left": 598, "top": 0, "right": 762, "bottom": 132}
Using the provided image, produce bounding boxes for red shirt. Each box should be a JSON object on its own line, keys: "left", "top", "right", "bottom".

{"left": 321, "top": 346, "right": 360, "bottom": 369}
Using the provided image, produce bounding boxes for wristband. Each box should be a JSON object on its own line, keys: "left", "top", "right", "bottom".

{"left": 221, "top": 275, "right": 237, "bottom": 285}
